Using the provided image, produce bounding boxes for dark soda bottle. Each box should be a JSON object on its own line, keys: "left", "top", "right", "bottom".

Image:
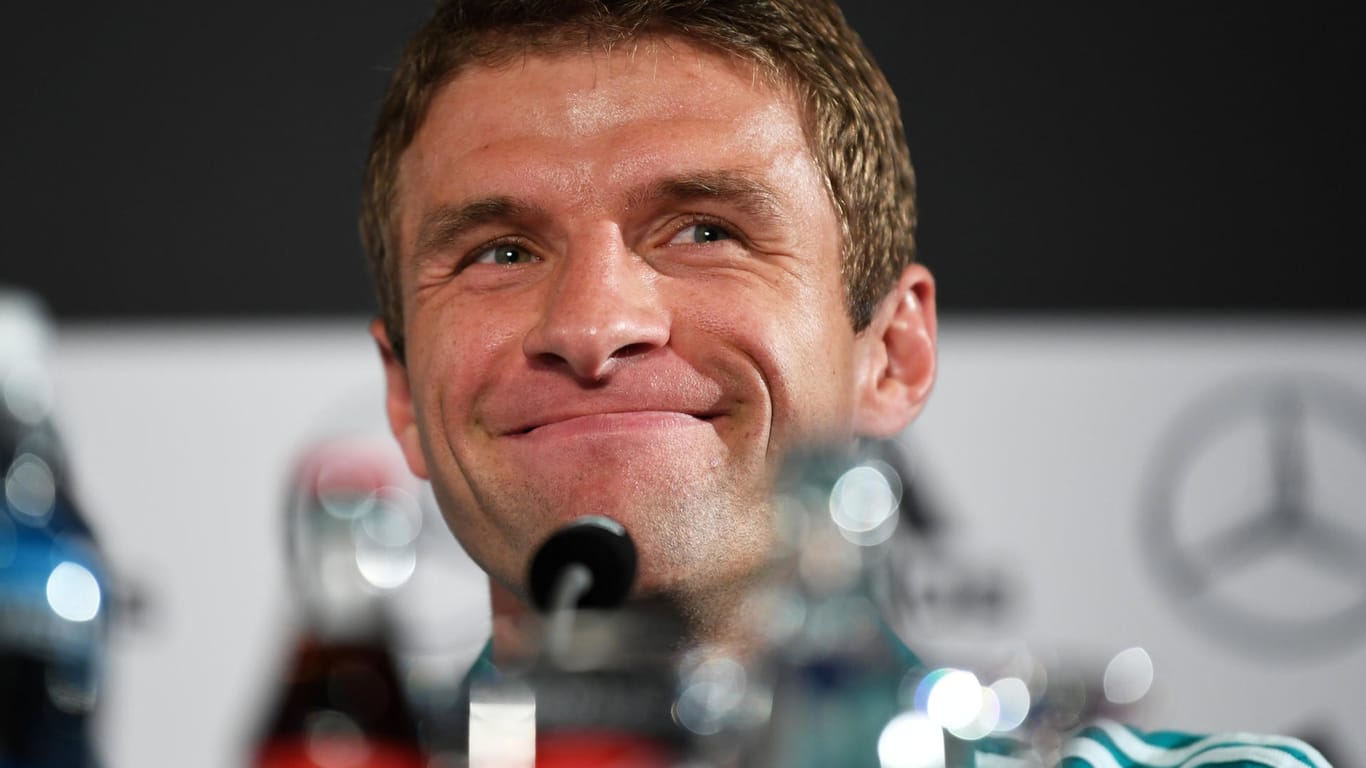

{"left": 1, "top": 289, "right": 107, "bottom": 768}
{"left": 251, "top": 438, "right": 426, "bottom": 768}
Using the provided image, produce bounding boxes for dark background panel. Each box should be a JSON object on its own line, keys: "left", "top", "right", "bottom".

{"left": 1, "top": 2, "right": 1362, "bottom": 319}
{"left": 0, "top": 1, "right": 431, "bottom": 318}
{"left": 849, "top": 4, "right": 1365, "bottom": 314}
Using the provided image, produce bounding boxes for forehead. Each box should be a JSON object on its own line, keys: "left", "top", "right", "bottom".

{"left": 394, "top": 37, "right": 823, "bottom": 224}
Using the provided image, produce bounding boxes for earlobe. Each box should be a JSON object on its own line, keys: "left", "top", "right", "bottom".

{"left": 852, "top": 263, "right": 938, "bottom": 438}
{"left": 370, "top": 318, "right": 430, "bottom": 480}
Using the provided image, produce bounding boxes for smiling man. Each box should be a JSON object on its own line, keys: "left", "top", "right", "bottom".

{"left": 363, "top": 0, "right": 933, "bottom": 646}
{"left": 359, "top": 2, "right": 1331, "bottom": 767}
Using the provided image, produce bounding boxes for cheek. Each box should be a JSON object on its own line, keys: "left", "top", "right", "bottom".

{"left": 409, "top": 297, "right": 527, "bottom": 410}
{"left": 772, "top": 321, "right": 857, "bottom": 426}
{"left": 681, "top": 280, "right": 854, "bottom": 433}
{"left": 755, "top": 286, "right": 860, "bottom": 437}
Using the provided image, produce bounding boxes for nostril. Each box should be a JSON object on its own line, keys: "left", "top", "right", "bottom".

{"left": 521, "top": 293, "right": 670, "bottom": 380}
{"left": 614, "top": 341, "right": 657, "bottom": 359}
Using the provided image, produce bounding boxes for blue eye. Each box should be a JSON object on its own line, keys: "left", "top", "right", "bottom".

{"left": 474, "top": 243, "right": 535, "bottom": 265}
{"left": 673, "top": 222, "right": 733, "bottom": 245}
{"left": 692, "top": 223, "right": 731, "bottom": 243}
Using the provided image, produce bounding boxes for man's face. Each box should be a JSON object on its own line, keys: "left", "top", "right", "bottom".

{"left": 380, "top": 38, "right": 921, "bottom": 602}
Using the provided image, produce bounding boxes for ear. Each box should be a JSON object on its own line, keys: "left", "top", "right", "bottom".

{"left": 370, "top": 318, "right": 430, "bottom": 480}
{"left": 851, "top": 263, "right": 937, "bottom": 438}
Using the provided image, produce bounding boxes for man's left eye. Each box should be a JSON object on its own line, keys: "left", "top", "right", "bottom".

{"left": 670, "top": 223, "right": 733, "bottom": 245}
{"left": 472, "top": 243, "right": 536, "bottom": 265}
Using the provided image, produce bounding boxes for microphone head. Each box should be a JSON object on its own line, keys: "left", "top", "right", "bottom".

{"left": 529, "top": 516, "right": 637, "bottom": 612}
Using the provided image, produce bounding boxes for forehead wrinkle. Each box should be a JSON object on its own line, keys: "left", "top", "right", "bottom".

{"left": 554, "top": 36, "right": 776, "bottom": 139}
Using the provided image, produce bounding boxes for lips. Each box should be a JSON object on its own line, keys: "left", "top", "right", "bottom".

{"left": 502, "top": 407, "right": 721, "bottom": 437}
{"left": 476, "top": 351, "right": 737, "bottom": 440}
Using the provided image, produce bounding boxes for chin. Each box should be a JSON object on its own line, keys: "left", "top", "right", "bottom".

{"left": 631, "top": 520, "right": 773, "bottom": 596}
{"left": 455, "top": 460, "right": 777, "bottom": 603}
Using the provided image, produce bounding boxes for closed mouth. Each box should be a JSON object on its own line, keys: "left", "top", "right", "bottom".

{"left": 509, "top": 410, "right": 719, "bottom": 436}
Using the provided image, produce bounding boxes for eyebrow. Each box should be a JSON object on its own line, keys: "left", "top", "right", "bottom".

{"left": 411, "top": 197, "right": 539, "bottom": 262}
{"left": 636, "top": 171, "right": 789, "bottom": 227}
{"left": 409, "top": 171, "right": 788, "bottom": 261}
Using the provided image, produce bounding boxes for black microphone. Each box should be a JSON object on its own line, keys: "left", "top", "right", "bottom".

{"left": 517, "top": 518, "right": 684, "bottom": 756}
{"left": 528, "top": 516, "right": 637, "bottom": 612}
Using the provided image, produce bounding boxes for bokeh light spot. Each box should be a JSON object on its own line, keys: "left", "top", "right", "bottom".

{"left": 674, "top": 656, "right": 747, "bottom": 736}
{"left": 46, "top": 561, "right": 101, "bottom": 622}
{"left": 354, "top": 540, "right": 417, "bottom": 590}
{"left": 829, "top": 462, "right": 900, "bottom": 546}
{"left": 925, "top": 669, "right": 982, "bottom": 731}
{"left": 359, "top": 487, "right": 422, "bottom": 546}
{"left": 5, "top": 453, "right": 56, "bottom": 525}
{"left": 989, "top": 677, "right": 1031, "bottom": 732}
{"left": 2, "top": 362, "right": 53, "bottom": 425}
{"left": 911, "top": 668, "right": 950, "bottom": 712}
{"left": 1103, "top": 647, "right": 1153, "bottom": 705}
{"left": 946, "top": 686, "right": 999, "bottom": 741}
{"left": 878, "top": 711, "right": 945, "bottom": 768}
{"left": 303, "top": 710, "right": 370, "bottom": 767}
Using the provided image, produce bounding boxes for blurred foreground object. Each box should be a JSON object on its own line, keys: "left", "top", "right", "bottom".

{"left": 743, "top": 444, "right": 1131, "bottom": 767}
{"left": 752, "top": 446, "right": 932, "bottom": 768}
{"left": 250, "top": 438, "right": 426, "bottom": 767}
{"left": 467, "top": 517, "right": 684, "bottom": 767}
{"left": 1, "top": 288, "right": 108, "bottom": 767}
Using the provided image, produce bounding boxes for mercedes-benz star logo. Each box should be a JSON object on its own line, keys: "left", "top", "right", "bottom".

{"left": 1142, "top": 374, "right": 1366, "bottom": 658}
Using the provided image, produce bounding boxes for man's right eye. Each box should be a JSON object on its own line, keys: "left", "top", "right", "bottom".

{"left": 472, "top": 243, "right": 536, "bottom": 265}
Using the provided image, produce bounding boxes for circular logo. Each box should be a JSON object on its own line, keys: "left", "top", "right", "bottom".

{"left": 1142, "top": 374, "right": 1366, "bottom": 658}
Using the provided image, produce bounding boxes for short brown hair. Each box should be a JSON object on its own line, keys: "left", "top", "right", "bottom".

{"left": 361, "top": 0, "right": 916, "bottom": 362}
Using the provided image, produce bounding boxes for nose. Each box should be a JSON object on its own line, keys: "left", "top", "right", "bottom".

{"left": 522, "top": 229, "right": 669, "bottom": 381}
